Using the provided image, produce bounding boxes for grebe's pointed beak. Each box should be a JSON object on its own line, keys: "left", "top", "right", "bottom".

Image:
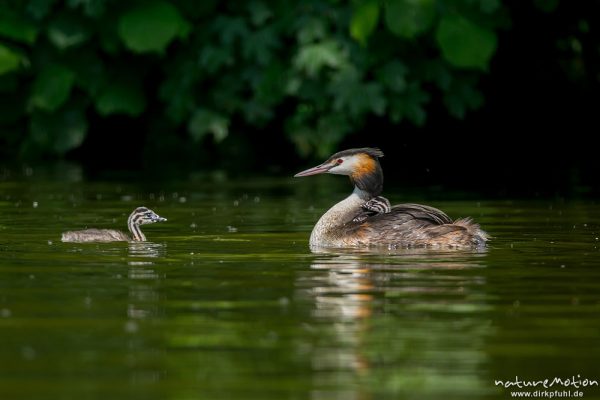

{"left": 294, "top": 163, "right": 332, "bottom": 177}
{"left": 153, "top": 215, "right": 167, "bottom": 223}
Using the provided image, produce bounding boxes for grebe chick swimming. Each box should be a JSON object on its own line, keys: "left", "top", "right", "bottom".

{"left": 294, "top": 148, "right": 488, "bottom": 249}
{"left": 61, "top": 207, "right": 166, "bottom": 243}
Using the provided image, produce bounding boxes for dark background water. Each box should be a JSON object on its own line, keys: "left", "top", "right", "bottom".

{"left": 1, "top": 171, "right": 599, "bottom": 399}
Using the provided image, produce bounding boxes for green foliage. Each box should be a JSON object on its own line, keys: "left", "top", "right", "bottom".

{"left": 329, "top": 66, "right": 386, "bottom": 116}
{"left": 118, "top": 1, "right": 190, "bottom": 53}
{"left": 294, "top": 40, "right": 348, "bottom": 77}
{"left": 436, "top": 15, "right": 497, "bottom": 70}
{"left": 384, "top": 0, "right": 435, "bottom": 39}
{"left": 30, "top": 64, "right": 75, "bottom": 112}
{"left": 189, "top": 109, "right": 230, "bottom": 142}
{"left": 443, "top": 77, "right": 484, "bottom": 119}
{"left": 0, "top": 0, "right": 507, "bottom": 159}
{"left": 95, "top": 81, "right": 145, "bottom": 116}
{"left": 0, "top": 44, "right": 21, "bottom": 75}
{"left": 0, "top": 13, "right": 38, "bottom": 44}
{"left": 350, "top": 0, "right": 380, "bottom": 46}
{"left": 29, "top": 104, "right": 87, "bottom": 154}
{"left": 26, "top": 0, "right": 59, "bottom": 20}
{"left": 47, "top": 12, "right": 90, "bottom": 50}
{"left": 480, "top": 0, "right": 501, "bottom": 14}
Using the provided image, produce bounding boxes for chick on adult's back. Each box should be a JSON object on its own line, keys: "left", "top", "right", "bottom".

{"left": 61, "top": 207, "right": 166, "bottom": 243}
{"left": 294, "top": 148, "right": 488, "bottom": 249}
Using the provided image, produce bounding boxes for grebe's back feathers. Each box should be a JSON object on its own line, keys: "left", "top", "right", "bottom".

{"left": 345, "top": 203, "right": 452, "bottom": 234}
{"left": 344, "top": 203, "right": 487, "bottom": 248}
{"left": 387, "top": 203, "right": 453, "bottom": 225}
{"left": 61, "top": 229, "right": 130, "bottom": 242}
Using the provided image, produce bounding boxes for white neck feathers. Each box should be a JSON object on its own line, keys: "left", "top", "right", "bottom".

{"left": 309, "top": 186, "right": 371, "bottom": 246}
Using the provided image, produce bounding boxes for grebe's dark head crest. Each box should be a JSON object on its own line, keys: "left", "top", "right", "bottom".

{"left": 294, "top": 147, "right": 384, "bottom": 196}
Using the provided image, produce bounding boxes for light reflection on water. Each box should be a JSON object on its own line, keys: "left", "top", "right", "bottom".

{"left": 297, "top": 248, "right": 494, "bottom": 398}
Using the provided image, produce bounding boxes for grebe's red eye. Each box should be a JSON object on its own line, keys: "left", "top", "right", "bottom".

{"left": 336, "top": 159, "right": 343, "bottom": 164}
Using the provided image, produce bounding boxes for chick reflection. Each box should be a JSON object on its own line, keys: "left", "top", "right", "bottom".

{"left": 128, "top": 241, "right": 165, "bottom": 265}
{"left": 127, "top": 242, "right": 166, "bottom": 320}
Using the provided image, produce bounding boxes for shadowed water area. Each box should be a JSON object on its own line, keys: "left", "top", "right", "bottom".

{"left": 1, "top": 167, "right": 599, "bottom": 400}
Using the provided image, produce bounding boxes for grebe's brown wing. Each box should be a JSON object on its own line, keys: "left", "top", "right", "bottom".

{"left": 386, "top": 203, "right": 453, "bottom": 225}
{"left": 345, "top": 203, "right": 487, "bottom": 247}
{"left": 344, "top": 203, "right": 459, "bottom": 240}
{"left": 348, "top": 203, "right": 452, "bottom": 228}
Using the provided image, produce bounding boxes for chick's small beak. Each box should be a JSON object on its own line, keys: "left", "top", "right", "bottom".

{"left": 294, "top": 163, "right": 332, "bottom": 177}
{"left": 153, "top": 215, "right": 167, "bottom": 222}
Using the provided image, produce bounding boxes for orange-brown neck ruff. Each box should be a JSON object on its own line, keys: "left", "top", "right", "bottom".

{"left": 350, "top": 154, "right": 383, "bottom": 197}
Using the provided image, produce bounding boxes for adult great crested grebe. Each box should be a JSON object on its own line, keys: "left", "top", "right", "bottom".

{"left": 61, "top": 207, "right": 166, "bottom": 243}
{"left": 294, "top": 148, "right": 488, "bottom": 249}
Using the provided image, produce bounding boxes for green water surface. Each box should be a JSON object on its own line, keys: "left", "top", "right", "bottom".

{"left": 1, "top": 169, "right": 599, "bottom": 400}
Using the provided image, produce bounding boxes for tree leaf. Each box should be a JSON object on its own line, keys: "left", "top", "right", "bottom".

{"left": 95, "top": 82, "right": 145, "bottom": 116}
{"left": 287, "top": 110, "right": 351, "bottom": 158}
{"left": 329, "top": 67, "right": 386, "bottom": 116}
{"left": 199, "top": 45, "right": 234, "bottom": 74}
{"left": 350, "top": 0, "right": 380, "bottom": 46}
{"left": 443, "top": 79, "right": 484, "bottom": 119}
{"left": 296, "top": 17, "right": 326, "bottom": 45}
{"left": 533, "top": 0, "right": 559, "bottom": 13}
{"left": 0, "top": 14, "right": 38, "bottom": 44}
{"left": 173, "top": 0, "right": 218, "bottom": 20}
{"left": 159, "top": 60, "right": 197, "bottom": 123}
{"left": 388, "top": 82, "right": 429, "bottom": 125}
{"left": 118, "top": 1, "right": 190, "bottom": 53}
{"left": 188, "top": 109, "right": 229, "bottom": 142}
{"left": 30, "top": 64, "right": 75, "bottom": 111}
{"left": 314, "top": 113, "right": 351, "bottom": 157}
{"left": 69, "top": 50, "right": 106, "bottom": 96}
{"left": 248, "top": 1, "right": 272, "bottom": 26}
{"left": 384, "top": 0, "right": 435, "bottom": 39}
{"left": 436, "top": 15, "right": 497, "bottom": 69}
{"left": 47, "top": 13, "right": 90, "bottom": 50}
{"left": 66, "top": 0, "right": 108, "bottom": 18}
{"left": 0, "top": 44, "right": 21, "bottom": 75}
{"left": 294, "top": 40, "right": 347, "bottom": 77}
{"left": 377, "top": 61, "right": 408, "bottom": 92}
{"left": 253, "top": 62, "right": 287, "bottom": 105}
{"left": 480, "top": 0, "right": 501, "bottom": 14}
{"left": 27, "top": 0, "right": 59, "bottom": 20}
{"left": 30, "top": 106, "right": 88, "bottom": 154}
{"left": 242, "top": 27, "right": 279, "bottom": 65}
{"left": 213, "top": 16, "right": 248, "bottom": 46}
